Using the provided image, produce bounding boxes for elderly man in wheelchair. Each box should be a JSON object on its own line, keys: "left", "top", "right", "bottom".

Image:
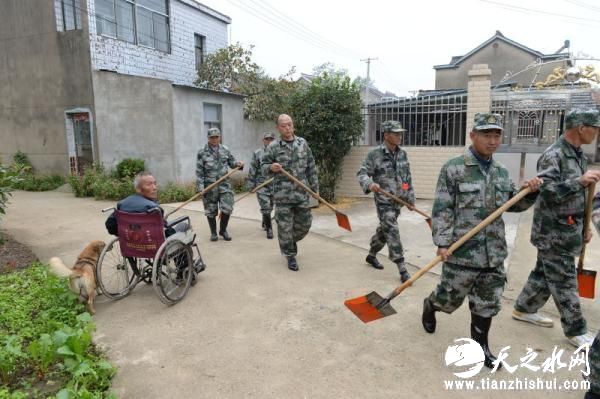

{"left": 100, "top": 171, "right": 205, "bottom": 305}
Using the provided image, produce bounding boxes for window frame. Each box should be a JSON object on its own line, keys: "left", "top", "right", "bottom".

{"left": 194, "top": 33, "right": 206, "bottom": 71}
{"left": 61, "top": 0, "right": 81, "bottom": 30}
{"left": 203, "top": 103, "right": 222, "bottom": 139}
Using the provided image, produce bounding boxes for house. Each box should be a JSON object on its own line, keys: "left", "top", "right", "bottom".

{"left": 1, "top": 0, "right": 268, "bottom": 183}
{"left": 434, "top": 31, "right": 570, "bottom": 90}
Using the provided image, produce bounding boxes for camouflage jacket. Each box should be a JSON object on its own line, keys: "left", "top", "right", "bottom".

{"left": 432, "top": 148, "right": 538, "bottom": 269}
{"left": 592, "top": 192, "right": 600, "bottom": 234}
{"left": 247, "top": 146, "right": 273, "bottom": 194}
{"left": 261, "top": 136, "right": 319, "bottom": 205}
{"left": 196, "top": 144, "right": 238, "bottom": 192}
{"left": 530, "top": 136, "right": 587, "bottom": 256}
{"left": 356, "top": 144, "right": 415, "bottom": 208}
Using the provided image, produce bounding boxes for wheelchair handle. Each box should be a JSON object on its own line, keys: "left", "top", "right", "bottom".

{"left": 102, "top": 207, "right": 115, "bottom": 213}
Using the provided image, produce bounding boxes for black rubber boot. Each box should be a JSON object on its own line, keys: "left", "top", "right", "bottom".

{"left": 471, "top": 313, "right": 500, "bottom": 370}
{"left": 219, "top": 213, "right": 232, "bottom": 241}
{"left": 207, "top": 217, "right": 218, "bottom": 241}
{"left": 263, "top": 214, "right": 273, "bottom": 239}
{"left": 584, "top": 391, "right": 600, "bottom": 399}
{"left": 422, "top": 297, "right": 438, "bottom": 334}
{"left": 287, "top": 256, "right": 298, "bottom": 271}
{"left": 397, "top": 261, "right": 411, "bottom": 283}
{"left": 365, "top": 254, "right": 384, "bottom": 269}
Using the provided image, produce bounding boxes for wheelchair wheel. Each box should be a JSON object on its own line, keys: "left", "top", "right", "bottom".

{"left": 96, "top": 237, "right": 140, "bottom": 299}
{"left": 152, "top": 239, "right": 193, "bottom": 305}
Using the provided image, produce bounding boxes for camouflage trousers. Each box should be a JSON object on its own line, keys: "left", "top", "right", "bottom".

{"left": 588, "top": 332, "right": 600, "bottom": 395}
{"left": 202, "top": 186, "right": 234, "bottom": 218}
{"left": 514, "top": 250, "right": 587, "bottom": 337}
{"left": 275, "top": 204, "right": 312, "bottom": 257}
{"left": 369, "top": 204, "right": 404, "bottom": 263}
{"left": 428, "top": 262, "right": 506, "bottom": 318}
{"left": 256, "top": 189, "right": 274, "bottom": 215}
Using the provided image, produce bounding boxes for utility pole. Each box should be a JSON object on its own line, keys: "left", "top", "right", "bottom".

{"left": 361, "top": 57, "right": 378, "bottom": 144}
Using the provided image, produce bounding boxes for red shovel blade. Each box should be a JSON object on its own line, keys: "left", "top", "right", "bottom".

{"left": 335, "top": 212, "right": 352, "bottom": 232}
{"left": 578, "top": 269, "right": 597, "bottom": 299}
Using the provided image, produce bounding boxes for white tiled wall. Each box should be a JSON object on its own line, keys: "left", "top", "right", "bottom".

{"left": 87, "top": 0, "right": 229, "bottom": 86}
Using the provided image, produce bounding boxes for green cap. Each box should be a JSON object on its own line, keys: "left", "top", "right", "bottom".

{"left": 381, "top": 120, "right": 406, "bottom": 133}
{"left": 263, "top": 132, "right": 276, "bottom": 139}
{"left": 207, "top": 127, "right": 221, "bottom": 137}
{"left": 565, "top": 109, "right": 600, "bottom": 129}
{"left": 473, "top": 113, "right": 503, "bottom": 131}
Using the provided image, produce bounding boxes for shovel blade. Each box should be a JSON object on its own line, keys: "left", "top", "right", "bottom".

{"left": 335, "top": 212, "right": 352, "bottom": 232}
{"left": 344, "top": 291, "right": 396, "bottom": 323}
{"left": 578, "top": 269, "right": 597, "bottom": 299}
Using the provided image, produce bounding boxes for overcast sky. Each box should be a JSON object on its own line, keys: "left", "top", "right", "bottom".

{"left": 198, "top": 0, "right": 600, "bottom": 96}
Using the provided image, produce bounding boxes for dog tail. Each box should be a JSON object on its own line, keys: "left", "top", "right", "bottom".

{"left": 49, "top": 257, "right": 73, "bottom": 278}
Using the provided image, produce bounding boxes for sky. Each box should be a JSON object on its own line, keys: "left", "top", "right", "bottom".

{"left": 198, "top": 0, "right": 600, "bottom": 97}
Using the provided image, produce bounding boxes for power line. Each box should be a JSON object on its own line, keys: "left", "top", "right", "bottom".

{"left": 480, "top": 0, "right": 600, "bottom": 25}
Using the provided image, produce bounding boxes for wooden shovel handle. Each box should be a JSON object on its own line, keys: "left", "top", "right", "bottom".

{"left": 378, "top": 189, "right": 431, "bottom": 219}
{"left": 579, "top": 182, "right": 596, "bottom": 271}
{"left": 386, "top": 187, "right": 533, "bottom": 301}
{"left": 235, "top": 177, "right": 274, "bottom": 203}
{"left": 279, "top": 168, "right": 338, "bottom": 213}
{"left": 165, "top": 166, "right": 241, "bottom": 218}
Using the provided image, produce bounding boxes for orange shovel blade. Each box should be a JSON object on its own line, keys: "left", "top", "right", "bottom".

{"left": 578, "top": 269, "right": 597, "bottom": 299}
{"left": 344, "top": 291, "right": 396, "bottom": 323}
{"left": 335, "top": 212, "right": 352, "bottom": 232}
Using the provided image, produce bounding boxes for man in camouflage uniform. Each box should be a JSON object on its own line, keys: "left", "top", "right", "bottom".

{"left": 196, "top": 127, "right": 244, "bottom": 242}
{"left": 585, "top": 191, "right": 600, "bottom": 399}
{"left": 357, "top": 120, "right": 415, "bottom": 282}
{"left": 248, "top": 132, "right": 276, "bottom": 239}
{"left": 512, "top": 109, "right": 600, "bottom": 349}
{"left": 261, "top": 114, "right": 319, "bottom": 271}
{"left": 421, "top": 113, "right": 542, "bottom": 369}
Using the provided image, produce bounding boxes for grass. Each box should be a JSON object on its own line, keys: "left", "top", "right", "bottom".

{"left": 0, "top": 264, "right": 116, "bottom": 398}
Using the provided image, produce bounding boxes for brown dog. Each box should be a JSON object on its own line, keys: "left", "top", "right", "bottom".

{"left": 49, "top": 240, "right": 106, "bottom": 315}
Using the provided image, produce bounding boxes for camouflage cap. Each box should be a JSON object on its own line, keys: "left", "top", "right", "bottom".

{"left": 565, "top": 109, "right": 600, "bottom": 129}
{"left": 473, "top": 113, "right": 503, "bottom": 131}
{"left": 263, "top": 131, "right": 276, "bottom": 139}
{"left": 207, "top": 127, "right": 221, "bottom": 137}
{"left": 381, "top": 120, "right": 406, "bottom": 133}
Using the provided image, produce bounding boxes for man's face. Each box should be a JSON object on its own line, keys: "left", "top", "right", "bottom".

{"left": 277, "top": 115, "right": 294, "bottom": 140}
{"left": 383, "top": 131, "right": 402, "bottom": 147}
{"left": 208, "top": 136, "right": 221, "bottom": 146}
{"left": 263, "top": 137, "right": 274, "bottom": 147}
{"left": 470, "top": 129, "right": 502, "bottom": 158}
{"left": 137, "top": 175, "right": 158, "bottom": 200}
{"left": 579, "top": 125, "right": 600, "bottom": 145}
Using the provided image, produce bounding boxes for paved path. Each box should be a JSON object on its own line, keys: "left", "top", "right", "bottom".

{"left": 3, "top": 190, "right": 599, "bottom": 398}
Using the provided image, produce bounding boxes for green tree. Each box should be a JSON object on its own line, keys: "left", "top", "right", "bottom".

{"left": 290, "top": 71, "right": 363, "bottom": 202}
{"left": 196, "top": 43, "right": 297, "bottom": 120}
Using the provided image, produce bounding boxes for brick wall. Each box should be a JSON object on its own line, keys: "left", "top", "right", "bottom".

{"left": 336, "top": 146, "right": 464, "bottom": 199}
{"left": 87, "top": 0, "right": 228, "bottom": 86}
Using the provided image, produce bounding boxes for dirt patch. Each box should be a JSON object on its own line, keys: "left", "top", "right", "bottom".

{"left": 0, "top": 231, "right": 38, "bottom": 274}
{"left": 312, "top": 197, "right": 361, "bottom": 213}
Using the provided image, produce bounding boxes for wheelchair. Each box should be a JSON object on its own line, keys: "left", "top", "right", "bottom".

{"left": 96, "top": 208, "right": 205, "bottom": 305}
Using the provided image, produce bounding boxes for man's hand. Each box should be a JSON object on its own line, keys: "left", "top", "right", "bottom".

{"left": 369, "top": 183, "right": 381, "bottom": 193}
{"left": 437, "top": 247, "right": 449, "bottom": 261}
{"left": 270, "top": 163, "right": 282, "bottom": 173}
{"left": 521, "top": 177, "right": 544, "bottom": 192}
{"left": 579, "top": 170, "right": 600, "bottom": 187}
{"left": 584, "top": 228, "right": 593, "bottom": 244}
{"left": 236, "top": 161, "right": 244, "bottom": 169}
{"left": 406, "top": 203, "right": 415, "bottom": 211}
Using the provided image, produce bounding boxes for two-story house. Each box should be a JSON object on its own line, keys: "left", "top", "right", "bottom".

{"left": 2, "top": 0, "right": 265, "bottom": 183}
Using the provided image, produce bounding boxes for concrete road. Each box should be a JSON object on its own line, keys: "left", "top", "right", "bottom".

{"left": 3, "top": 190, "right": 599, "bottom": 398}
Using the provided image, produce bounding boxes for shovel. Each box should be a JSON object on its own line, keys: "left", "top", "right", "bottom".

{"left": 378, "top": 189, "right": 432, "bottom": 229}
{"left": 164, "top": 166, "right": 241, "bottom": 218}
{"left": 345, "top": 187, "right": 533, "bottom": 323}
{"left": 234, "top": 177, "right": 275, "bottom": 204}
{"left": 279, "top": 168, "right": 352, "bottom": 232}
{"left": 577, "top": 182, "right": 597, "bottom": 299}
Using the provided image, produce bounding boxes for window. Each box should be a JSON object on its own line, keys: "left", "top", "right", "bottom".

{"left": 95, "top": 0, "right": 169, "bottom": 52}
{"left": 204, "top": 103, "right": 222, "bottom": 136}
{"left": 194, "top": 34, "right": 206, "bottom": 70}
{"left": 61, "top": 0, "right": 82, "bottom": 30}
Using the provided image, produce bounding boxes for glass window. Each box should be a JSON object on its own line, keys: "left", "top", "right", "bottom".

{"left": 115, "top": 0, "right": 135, "bottom": 43}
{"left": 194, "top": 34, "right": 205, "bottom": 70}
{"left": 61, "top": 0, "right": 81, "bottom": 30}
{"left": 95, "top": 0, "right": 116, "bottom": 37}
{"left": 204, "top": 103, "right": 222, "bottom": 136}
{"left": 153, "top": 14, "right": 169, "bottom": 52}
{"left": 136, "top": 7, "right": 154, "bottom": 47}
{"left": 137, "top": 0, "right": 167, "bottom": 14}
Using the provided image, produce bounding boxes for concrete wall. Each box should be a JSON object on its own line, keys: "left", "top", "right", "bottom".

{"left": 92, "top": 71, "right": 176, "bottom": 182}
{"left": 0, "top": 0, "right": 94, "bottom": 173}
{"left": 88, "top": 0, "right": 229, "bottom": 87}
{"left": 435, "top": 39, "right": 568, "bottom": 90}
{"left": 171, "top": 86, "right": 267, "bottom": 183}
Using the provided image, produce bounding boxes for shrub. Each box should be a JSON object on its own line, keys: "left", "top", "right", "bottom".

{"left": 68, "top": 165, "right": 105, "bottom": 198}
{"left": 158, "top": 182, "right": 196, "bottom": 203}
{"left": 12, "top": 151, "right": 31, "bottom": 168}
{"left": 115, "top": 158, "right": 145, "bottom": 179}
{"left": 12, "top": 175, "right": 65, "bottom": 192}
{"left": 0, "top": 163, "right": 26, "bottom": 217}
